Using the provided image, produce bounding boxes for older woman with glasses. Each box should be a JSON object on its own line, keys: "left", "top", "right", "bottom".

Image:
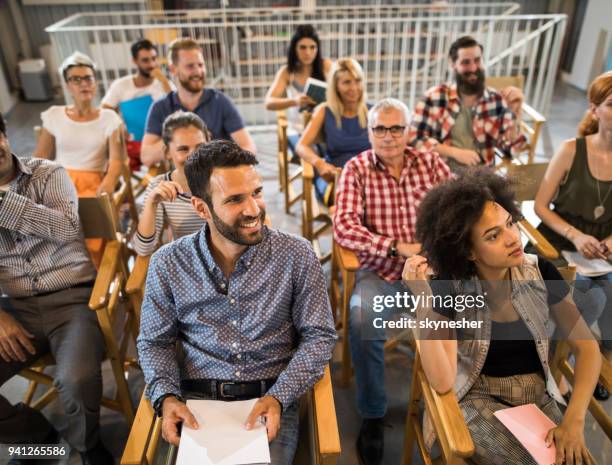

{"left": 34, "top": 52, "right": 124, "bottom": 267}
{"left": 296, "top": 58, "right": 371, "bottom": 205}
{"left": 34, "top": 52, "right": 123, "bottom": 199}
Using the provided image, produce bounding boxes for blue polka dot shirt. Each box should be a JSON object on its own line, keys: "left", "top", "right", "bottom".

{"left": 137, "top": 224, "right": 337, "bottom": 409}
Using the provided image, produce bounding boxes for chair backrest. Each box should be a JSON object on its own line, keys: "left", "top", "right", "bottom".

{"left": 485, "top": 75, "right": 525, "bottom": 91}
{"left": 556, "top": 265, "right": 576, "bottom": 283}
{"left": 78, "top": 194, "right": 118, "bottom": 240}
{"left": 506, "top": 162, "right": 548, "bottom": 202}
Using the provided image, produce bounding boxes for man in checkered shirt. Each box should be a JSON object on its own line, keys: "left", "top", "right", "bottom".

{"left": 333, "top": 98, "right": 451, "bottom": 465}
{"left": 408, "top": 35, "right": 526, "bottom": 171}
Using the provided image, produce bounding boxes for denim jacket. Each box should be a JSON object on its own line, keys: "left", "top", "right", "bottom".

{"left": 424, "top": 254, "right": 565, "bottom": 449}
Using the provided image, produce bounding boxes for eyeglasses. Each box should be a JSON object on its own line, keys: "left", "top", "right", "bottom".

{"left": 370, "top": 125, "right": 406, "bottom": 138}
{"left": 67, "top": 75, "right": 95, "bottom": 85}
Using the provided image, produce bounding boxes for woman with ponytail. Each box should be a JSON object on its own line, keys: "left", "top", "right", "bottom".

{"left": 533, "top": 71, "right": 612, "bottom": 400}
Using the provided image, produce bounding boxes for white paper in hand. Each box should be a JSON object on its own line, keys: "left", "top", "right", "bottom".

{"left": 175, "top": 398, "right": 270, "bottom": 465}
{"left": 561, "top": 250, "right": 612, "bottom": 277}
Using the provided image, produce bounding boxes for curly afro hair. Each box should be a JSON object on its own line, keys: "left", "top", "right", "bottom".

{"left": 416, "top": 167, "right": 522, "bottom": 280}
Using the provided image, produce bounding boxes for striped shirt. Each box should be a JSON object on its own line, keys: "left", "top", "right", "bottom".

{"left": 0, "top": 155, "right": 95, "bottom": 297}
{"left": 133, "top": 172, "right": 205, "bottom": 256}
{"left": 333, "top": 147, "right": 451, "bottom": 282}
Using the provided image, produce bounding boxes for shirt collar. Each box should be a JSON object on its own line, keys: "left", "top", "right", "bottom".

{"left": 171, "top": 88, "right": 212, "bottom": 111}
{"left": 13, "top": 154, "right": 32, "bottom": 177}
{"left": 370, "top": 146, "right": 419, "bottom": 172}
{"left": 197, "top": 222, "right": 267, "bottom": 275}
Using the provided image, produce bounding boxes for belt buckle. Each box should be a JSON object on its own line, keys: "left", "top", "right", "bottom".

{"left": 219, "top": 381, "right": 236, "bottom": 399}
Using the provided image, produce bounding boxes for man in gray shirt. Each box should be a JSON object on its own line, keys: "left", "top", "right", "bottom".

{"left": 0, "top": 116, "right": 111, "bottom": 465}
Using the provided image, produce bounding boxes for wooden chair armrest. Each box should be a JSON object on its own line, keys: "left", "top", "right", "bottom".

{"left": 302, "top": 159, "right": 315, "bottom": 179}
{"left": 89, "top": 241, "right": 122, "bottom": 311}
{"left": 126, "top": 255, "right": 151, "bottom": 296}
{"left": 277, "top": 111, "right": 288, "bottom": 128}
{"left": 121, "top": 392, "right": 158, "bottom": 465}
{"left": 600, "top": 355, "right": 612, "bottom": 391}
{"left": 426, "top": 382, "right": 474, "bottom": 458}
{"left": 312, "top": 365, "right": 341, "bottom": 457}
{"left": 518, "top": 220, "right": 559, "bottom": 260}
{"left": 521, "top": 102, "right": 546, "bottom": 123}
{"left": 336, "top": 243, "right": 360, "bottom": 271}
{"left": 418, "top": 371, "right": 474, "bottom": 459}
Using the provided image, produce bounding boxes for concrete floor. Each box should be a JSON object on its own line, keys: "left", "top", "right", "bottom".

{"left": 1, "top": 81, "right": 610, "bottom": 464}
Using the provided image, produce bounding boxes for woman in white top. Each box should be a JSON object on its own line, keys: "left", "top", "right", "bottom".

{"left": 133, "top": 111, "right": 210, "bottom": 256}
{"left": 265, "top": 25, "right": 332, "bottom": 146}
{"left": 34, "top": 52, "right": 123, "bottom": 198}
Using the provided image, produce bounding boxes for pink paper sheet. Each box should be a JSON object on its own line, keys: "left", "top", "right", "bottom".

{"left": 494, "top": 403, "right": 557, "bottom": 465}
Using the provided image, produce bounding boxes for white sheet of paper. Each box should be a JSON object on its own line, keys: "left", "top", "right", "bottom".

{"left": 175, "top": 398, "right": 270, "bottom": 465}
{"left": 561, "top": 250, "right": 612, "bottom": 277}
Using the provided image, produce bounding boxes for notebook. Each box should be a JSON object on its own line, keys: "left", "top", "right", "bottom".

{"left": 561, "top": 250, "right": 612, "bottom": 277}
{"left": 118, "top": 94, "right": 154, "bottom": 142}
{"left": 304, "top": 77, "right": 327, "bottom": 104}
{"left": 494, "top": 403, "right": 556, "bottom": 465}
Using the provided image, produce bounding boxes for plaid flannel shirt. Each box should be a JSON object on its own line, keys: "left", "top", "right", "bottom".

{"left": 333, "top": 147, "right": 451, "bottom": 282}
{"left": 408, "top": 83, "right": 526, "bottom": 164}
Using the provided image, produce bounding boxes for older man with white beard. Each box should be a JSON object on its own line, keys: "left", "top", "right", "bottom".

{"left": 141, "top": 38, "right": 256, "bottom": 167}
{"left": 333, "top": 98, "right": 451, "bottom": 465}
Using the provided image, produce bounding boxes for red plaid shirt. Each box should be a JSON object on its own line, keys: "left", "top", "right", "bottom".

{"left": 333, "top": 147, "right": 451, "bottom": 281}
{"left": 408, "top": 83, "right": 526, "bottom": 164}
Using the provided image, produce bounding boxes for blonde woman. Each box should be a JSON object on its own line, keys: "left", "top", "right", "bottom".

{"left": 296, "top": 58, "right": 370, "bottom": 203}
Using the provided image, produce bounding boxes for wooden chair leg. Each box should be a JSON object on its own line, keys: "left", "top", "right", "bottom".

{"left": 402, "top": 355, "right": 425, "bottom": 465}
{"left": 23, "top": 367, "right": 44, "bottom": 405}
{"left": 341, "top": 268, "right": 355, "bottom": 386}
{"left": 30, "top": 387, "right": 59, "bottom": 411}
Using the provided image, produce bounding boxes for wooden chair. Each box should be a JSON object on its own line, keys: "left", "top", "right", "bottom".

{"left": 330, "top": 240, "right": 413, "bottom": 386}
{"left": 551, "top": 267, "right": 612, "bottom": 442}
{"left": 302, "top": 159, "right": 334, "bottom": 263}
{"left": 552, "top": 341, "right": 612, "bottom": 442}
{"left": 20, "top": 193, "right": 138, "bottom": 423}
{"left": 486, "top": 75, "right": 546, "bottom": 164}
{"left": 120, "top": 365, "right": 341, "bottom": 465}
{"left": 502, "top": 161, "right": 560, "bottom": 261}
{"left": 330, "top": 241, "right": 360, "bottom": 386}
{"left": 402, "top": 339, "right": 475, "bottom": 465}
{"left": 277, "top": 111, "right": 303, "bottom": 214}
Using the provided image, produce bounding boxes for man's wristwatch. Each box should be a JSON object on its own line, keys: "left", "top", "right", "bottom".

{"left": 388, "top": 240, "right": 399, "bottom": 258}
{"left": 154, "top": 393, "right": 184, "bottom": 417}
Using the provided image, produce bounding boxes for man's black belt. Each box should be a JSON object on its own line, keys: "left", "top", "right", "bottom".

{"left": 180, "top": 378, "right": 277, "bottom": 401}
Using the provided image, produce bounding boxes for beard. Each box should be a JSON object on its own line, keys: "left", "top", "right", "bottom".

{"left": 209, "top": 206, "right": 266, "bottom": 246}
{"left": 179, "top": 73, "right": 205, "bottom": 93}
{"left": 455, "top": 68, "right": 485, "bottom": 96}
{"left": 137, "top": 66, "right": 152, "bottom": 78}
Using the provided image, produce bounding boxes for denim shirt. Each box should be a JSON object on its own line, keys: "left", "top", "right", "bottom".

{"left": 424, "top": 254, "right": 565, "bottom": 448}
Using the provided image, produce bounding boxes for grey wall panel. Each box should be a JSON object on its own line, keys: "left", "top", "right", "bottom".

{"left": 22, "top": 2, "right": 144, "bottom": 55}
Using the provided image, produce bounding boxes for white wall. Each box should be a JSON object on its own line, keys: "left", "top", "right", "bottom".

{"left": 0, "top": 65, "right": 16, "bottom": 115}
{"left": 566, "top": 0, "right": 612, "bottom": 90}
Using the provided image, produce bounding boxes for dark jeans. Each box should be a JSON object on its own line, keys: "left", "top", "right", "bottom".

{"left": 0, "top": 286, "right": 105, "bottom": 452}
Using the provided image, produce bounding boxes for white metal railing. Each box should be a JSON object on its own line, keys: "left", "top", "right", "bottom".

{"left": 46, "top": 4, "right": 566, "bottom": 125}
